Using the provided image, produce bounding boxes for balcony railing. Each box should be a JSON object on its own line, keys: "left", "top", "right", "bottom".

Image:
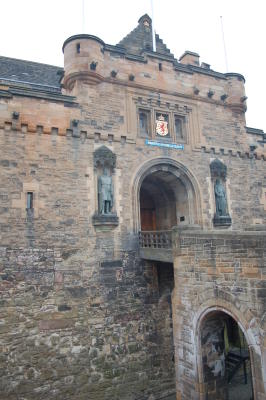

{"left": 139, "top": 230, "right": 172, "bottom": 248}
{"left": 139, "top": 230, "right": 173, "bottom": 262}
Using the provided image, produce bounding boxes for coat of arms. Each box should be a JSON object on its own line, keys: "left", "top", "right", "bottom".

{"left": 156, "top": 114, "right": 168, "bottom": 136}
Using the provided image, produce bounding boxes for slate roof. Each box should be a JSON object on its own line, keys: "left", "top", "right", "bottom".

{"left": 118, "top": 14, "right": 176, "bottom": 60}
{"left": 0, "top": 56, "right": 63, "bottom": 93}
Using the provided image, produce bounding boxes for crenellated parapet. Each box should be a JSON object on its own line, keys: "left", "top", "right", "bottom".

{"left": 62, "top": 20, "right": 247, "bottom": 117}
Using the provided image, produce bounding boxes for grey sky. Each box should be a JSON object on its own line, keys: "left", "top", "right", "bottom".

{"left": 0, "top": 0, "right": 264, "bottom": 131}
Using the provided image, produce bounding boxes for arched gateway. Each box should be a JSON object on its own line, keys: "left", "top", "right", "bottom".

{"left": 132, "top": 157, "right": 202, "bottom": 233}
{"left": 197, "top": 308, "right": 255, "bottom": 400}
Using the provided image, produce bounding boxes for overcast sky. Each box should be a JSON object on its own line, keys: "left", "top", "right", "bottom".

{"left": 0, "top": 0, "right": 265, "bottom": 131}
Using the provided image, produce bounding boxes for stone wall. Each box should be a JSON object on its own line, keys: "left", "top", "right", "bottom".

{"left": 0, "top": 123, "right": 265, "bottom": 241}
{"left": 0, "top": 22, "right": 265, "bottom": 399}
{"left": 172, "top": 228, "right": 266, "bottom": 399}
{"left": 0, "top": 247, "right": 177, "bottom": 400}
{"left": 0, "top": 96, "right": 265, "bottom": 399}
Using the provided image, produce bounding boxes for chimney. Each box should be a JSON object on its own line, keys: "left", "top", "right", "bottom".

{"left": 201, "top": 62, "right": 211, "bottom": 70}
{"left": 179, "top": 51, "right": 200, "bottom": 66}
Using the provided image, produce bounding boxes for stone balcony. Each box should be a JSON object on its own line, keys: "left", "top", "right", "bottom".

{"left": 138, "top": 230, "right": 173, "bottom": 262}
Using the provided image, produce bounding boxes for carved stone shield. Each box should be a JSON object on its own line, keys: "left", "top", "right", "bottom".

{"left": 156, "top": 115, "right": 168, "bottom": 136}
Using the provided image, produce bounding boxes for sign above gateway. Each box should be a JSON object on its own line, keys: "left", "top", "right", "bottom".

{"left": 145, "top": 139, "right": 184, "bottom": 150}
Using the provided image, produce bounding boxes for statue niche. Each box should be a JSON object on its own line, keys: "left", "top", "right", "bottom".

{"left": 210, "top": 159, "right": 231, "bottom": 227}
{"left": 214, "top": 179, "right": 228, "bottom": 217}
{"left": 98, "top": 168, "right": 114, "bottom": 215}
{"left": 92, "top": 146, "right": 118, "bottom": 226}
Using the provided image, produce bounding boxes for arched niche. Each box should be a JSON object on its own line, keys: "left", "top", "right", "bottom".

{"left": 210, "top": 158, "right": 231, "bottom": 227}
{"left": 92, "top": 145, "right": 118, "bottom": 226}
{"left": 132, "top": 157, "right": 202, "bottom": 232}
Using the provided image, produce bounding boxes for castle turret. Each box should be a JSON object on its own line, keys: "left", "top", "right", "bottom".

{"left": 225, "top": 73, "right": 247, "bottom": 113}
{"left": 62, "top": 34, "right": 105, "bottom": 91}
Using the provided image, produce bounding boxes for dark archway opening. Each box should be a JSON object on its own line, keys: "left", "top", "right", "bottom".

{"left": 201, "top": 311, "right": 254, "bottom": 400}
{"left": 140, "top": 170, "right": 190, "bottom": 231}
{"left": 140, "top": 189, "right": 157, "bottom": 231}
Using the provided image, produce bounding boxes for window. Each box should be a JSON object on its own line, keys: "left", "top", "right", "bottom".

{"left": 76, "top": 43, "right": 80, "bottom": 54}
{"left": 136, "top": 100, "right": 189, "bottom": 143}
{"left": 174, "top": 116, "right": 184, "bottom": 140}
{"left": 138, "top": 109, "right": 151, "bottom": 137}
{"left": 26, "top": 192, "right": 33, "bottom": 210}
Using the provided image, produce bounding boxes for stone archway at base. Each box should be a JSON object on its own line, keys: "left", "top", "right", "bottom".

{"left": 192, "top": 302, "right": 264, "bottom": 400}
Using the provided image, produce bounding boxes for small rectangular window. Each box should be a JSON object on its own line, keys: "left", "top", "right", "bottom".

{"left": 159, "top": 63, "right": 162, "bottom": 71}
{"left": 76, "top": 43, "right": 80, "bottom": 54}
{"left": 26, "top": 192, "right": 33, "bottom": 209}
{"left": 138, "top": 109, "right": 151, "bottom": 137}
{"left": 174, "top": 116, "right": 183, "bottom": 139}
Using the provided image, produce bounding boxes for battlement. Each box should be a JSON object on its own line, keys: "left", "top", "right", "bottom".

{"left": 62, "top": 17, "right": 247, "bottom": 115}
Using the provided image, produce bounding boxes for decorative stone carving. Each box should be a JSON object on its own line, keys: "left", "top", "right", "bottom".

{"left": 210, "top": 159, "right": 227, "bottom": 180}
{"left": 71, "top": 119, "right": 80, "bottom": 138}
{"left": 210, "top": 159, "right": 231, "bottom": 227}
{"left": 71, "top": 119, "right": 79, "bottom": 127}
{"left": 92, "top": 213, "right": 118, "bottom": 226}
{"left": 193, "top": 87, "right": 200, "bottom": 95}
{"left": 90, "top": 61, "right": 98, "bottom": 71}
{"left": 220, "top": 94, "right": 228, "bottom": 102}
{"left": 110, "top": 70, "right": 117, "bottom": 78}
{"left": 93, "top": 145, "right": 116, "bottom": 171}
{"left": 93, "top": 146, "right": 118, "bottom": 227}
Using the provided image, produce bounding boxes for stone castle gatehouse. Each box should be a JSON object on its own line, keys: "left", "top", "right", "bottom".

{"left": 0, "top": 14, "right": 265, "bottom": 400}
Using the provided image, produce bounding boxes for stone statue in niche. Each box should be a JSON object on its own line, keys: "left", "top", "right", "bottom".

{"left": 210, "top": 159, "right": 231, "bottom": 227}
{"left": 92, "top": 145, "right": 118, "bottom": 226}
{"left": 98, "top": 168, "right": 114, "bottom": 214}
{"left": 214, "top": 179, "right": 227, "bottom": 217}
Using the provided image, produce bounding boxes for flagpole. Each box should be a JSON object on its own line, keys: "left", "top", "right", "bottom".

{"left": 151, "top": 0, "right": 156, "bottom": 52}
{"left": 82, "top": 0, "right": 85, "bottom": 33}
{"left": 220, "top": 16, "right": 229, "bottom": 72}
